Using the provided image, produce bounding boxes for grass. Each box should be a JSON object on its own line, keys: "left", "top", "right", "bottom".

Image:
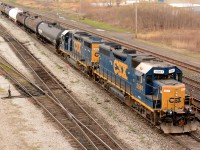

{"left": 55, "top": 63, "right": 63, "bottom": 70}
{"left": 108, "top": 109, "right": 118, "bottom": 120}
{"left": 69, "top": 15, "right": 129, "bottom": 33}
{"left": 128, "top": 126, "right": 136, "bottom": 133}
{"left": 139, "top": 135, "right": 145, "bottom": 143}
{"left": 70, "top": 80, "right": 79, "bottom": 83}
{"left": 138, "top": 29, "right": 200, "bottom": 58}
{"left": 137, "top": 38, "right": 200, "bottom": 59}
{"left": 0, "top": 87, "right": 5, "bottom": 93}
{"left": 6, "top": 1, "right": 200, "bottom": 58}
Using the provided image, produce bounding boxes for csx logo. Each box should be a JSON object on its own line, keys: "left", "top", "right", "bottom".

{"left": 74, "top": 41, "right": 81, "bottom": 53}
{"left": 113, "top": 60, "right": 128, "bottom": 80}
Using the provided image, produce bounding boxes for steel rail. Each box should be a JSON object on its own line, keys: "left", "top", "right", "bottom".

{"left": 0, "top": 23, "right": 123, "bottom": 150}
{"left": 0, "top": 61, "right": 87, "bottom": 149}
{"left": 169, "top": 133, "right": 200, "bottom": 150}
{"left": 33, "top": 12, "right": 200, "bottom": 74}
{"left": 0, "top": 55, "right": 117, "bottom": 150}
{"left": 188, "top": 133, "right": 200, "bottom": 142}
{"left": 169, "top": 134, "right": 191, "bottom": 150}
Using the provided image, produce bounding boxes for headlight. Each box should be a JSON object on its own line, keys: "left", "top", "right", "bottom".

{"left": 167, "top": 110, "right": 173, "bottom": 115}
{"left": 187, "top": 108, "right": 192, "bottom": 113}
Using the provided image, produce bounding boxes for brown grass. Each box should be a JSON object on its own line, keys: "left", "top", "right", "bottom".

{"left": 82, "top": 3, "right": 200, "bottom": 52}
{"left": 6, "top": 0, "right": 200, "bottom": 53}
{"left": 138, "top": 29, "right": 200, "bottom": 52}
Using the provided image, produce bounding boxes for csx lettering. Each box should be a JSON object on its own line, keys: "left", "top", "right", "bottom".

{"left": 74, "top": 41, "right": 81, "bottom": 53}
{"left": 94, "top": 52, "right": 99, "bottom": 57}
{"left": 113, "top": 60, "right": 128, "bottom": 80}
{"left": 136, "top": 83, "right": 143, "bottom": 91}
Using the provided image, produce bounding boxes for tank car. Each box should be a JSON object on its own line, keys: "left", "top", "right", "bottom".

{"left": 16, "top": 11, "right": 30, "bottom": 26}
{"left": 4, "top": 6, "right": 13, "bottom": 17}
{"left": 0, "top": 3, "right": 7, "bottom": 14}
{"left": 37, "top": 22, "right": 65, "bottom": 47}
{"left": 24, "top": 15, "right": 43, "bottom": 33}
{"left": 9, "top": 8, "right": 23, "bottom": 22}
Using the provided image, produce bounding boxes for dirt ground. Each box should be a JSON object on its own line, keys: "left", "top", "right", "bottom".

{"left": 0, "top": 15, "right": 189, "bottom": 149}
{"left": 0, "top": 76, "right": 74, "bottom": 150}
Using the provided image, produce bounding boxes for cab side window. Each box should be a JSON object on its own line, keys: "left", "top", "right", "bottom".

{"left": 146, "top": 75, "right": 152, "bottom": 85}
{"left": 137, "top": 75, "right": 143, "bottom": 83}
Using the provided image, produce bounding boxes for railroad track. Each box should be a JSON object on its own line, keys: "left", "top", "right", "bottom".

{"left": 4, "top": 3, "right": 200, "bottom": 113}
{"left": 183, "top": 76, "right": 200, "bottom": 91}
{"left": 0, "top": 23, "right": 125, "bottom": 150}
{"left": 1, "top": 15, "right": 200, "bottom": 150}
{"left": 5, "top": 3, "right": 200, "bottom": 75}
{"left": 192, "top": 98, "right": 200, "bottom": 117}
{"left": 38, "top": 12, "right": 200, "bottom": 74}
{"left": 170, "top": 133, "right": 200, "bottom": 150}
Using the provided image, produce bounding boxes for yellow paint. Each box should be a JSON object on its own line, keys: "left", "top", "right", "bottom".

{"left": 113, "top": 59, "right": 128, "bottom": 80}
{"left": 91, "top": 44, "right": 100, "bottom": 62}
{"left": 94, "top": 70, "right": 155, "bottom": 112}
{"left": 162, "top": 84, "right": 185, "bottom": 111}
{"left": 74, "top": 40, "right": 81, "bottom": 53}
{"left": 136, "top": 83, "right": 143, "bottom": 91}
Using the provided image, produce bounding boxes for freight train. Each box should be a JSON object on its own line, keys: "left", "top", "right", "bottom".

{"left": 0, "top": 2, "right": 197, "bottom": 133}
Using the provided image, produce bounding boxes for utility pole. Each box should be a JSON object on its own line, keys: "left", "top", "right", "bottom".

{"left": 57, "top": 0, "right": 59, "bottom": 15}
{"left": 135, "top": 0, "right": 138, "bottom": 38}
{"left": 80, "top": 0, "right": 82, "bottom": 14}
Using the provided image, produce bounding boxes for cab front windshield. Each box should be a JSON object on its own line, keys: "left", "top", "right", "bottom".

{"left": 154, "top": 73, "right": 174, "bottom": 80}
{"left": 154, "top": 73, "right": 182, "bottom": 82}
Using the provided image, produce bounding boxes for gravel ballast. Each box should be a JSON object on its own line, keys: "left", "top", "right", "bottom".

{"left": 0, "top": 16, "right": 189, "bottom": 149}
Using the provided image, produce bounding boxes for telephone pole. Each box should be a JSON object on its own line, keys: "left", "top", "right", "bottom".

{"left": 135, "top": 0, "right": 138, "bottom": 38}
{"left": 80, "top": 0, "right": 82, "bottom": 14}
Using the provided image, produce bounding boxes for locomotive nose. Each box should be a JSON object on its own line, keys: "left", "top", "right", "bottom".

{"left": 162, "top": 84, "right": 185, "bottom": 111}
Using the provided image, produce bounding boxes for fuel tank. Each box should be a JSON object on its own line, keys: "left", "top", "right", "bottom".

{"left": 16, "top": 11, "right": 30, "bottom": 25}
{"left": 24, "top": 15, "right": 43, "bottom": 33}
{"left": 4, "top": 6, "right": 13, "bottom": 16}
{"left": 38, "top": 22, "right": 65, "bottom": 45}
{"left": 0, "top": 3, "right": 7, "bottom": 14}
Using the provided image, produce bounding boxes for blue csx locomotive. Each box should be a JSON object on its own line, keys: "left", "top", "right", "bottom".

{"left": 59, "top": 31, "right": 197, "bottom": 133}
{"left": 0, "top": 2, "right": 197, "bottom": 133}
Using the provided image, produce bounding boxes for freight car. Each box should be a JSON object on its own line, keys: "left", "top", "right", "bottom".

{"left": 4, "top": 5, "right": 13, "bottom": 17}
{"left": 0, "top": 3, "right": 7, "bottom": 15}
{"left": 1, "top": 3, "right": 198, "bottom": 133}
{"left": 16, "top": 11, "right": 30, "bottom": 26}
{"left": 9, "top": 8, "right": 23, "bottom": 22}
{"left": 37, "top": 22, "right": 65, "bottom": 47}
{"left": 24, "top": 15, "right": 43, "bottom": 33}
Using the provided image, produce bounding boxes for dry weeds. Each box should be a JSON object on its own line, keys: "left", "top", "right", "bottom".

{"left": 138, "top": 29, "right": 200, "bottom": 52}
{"left": 82, "top": 3, "right": 200, "bottom": 52}
{"left": 6, "top": 0, "right": 200, "bottom": 52}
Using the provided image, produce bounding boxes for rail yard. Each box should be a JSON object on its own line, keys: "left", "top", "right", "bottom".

{"left": 0, "top": 1, "right": 200, "bottom": 150}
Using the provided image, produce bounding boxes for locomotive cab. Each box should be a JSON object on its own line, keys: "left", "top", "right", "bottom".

{"left": 151, "top": 72, "right": 197, "bottom": 133}
{"left": 60, "top": 31, "right": 102, "bottom": 67}
{"left": 136, "top": 61, "right": 197, "bottom": 133}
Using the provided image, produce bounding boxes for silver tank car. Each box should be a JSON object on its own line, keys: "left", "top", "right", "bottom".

{"left": 16, "top": 11, "right": 30, "bottom": 25}
{"left": 0, "top": 3, "right": 7, "bottom": 14}
{"left": 24, "top": 15, "right": 43, "bottom": 33}
{"left": 4, "top": 6, "right": 13, "bottom": 16}
{"left": 37, "top": 22, "right": 65, "bottom": 46}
